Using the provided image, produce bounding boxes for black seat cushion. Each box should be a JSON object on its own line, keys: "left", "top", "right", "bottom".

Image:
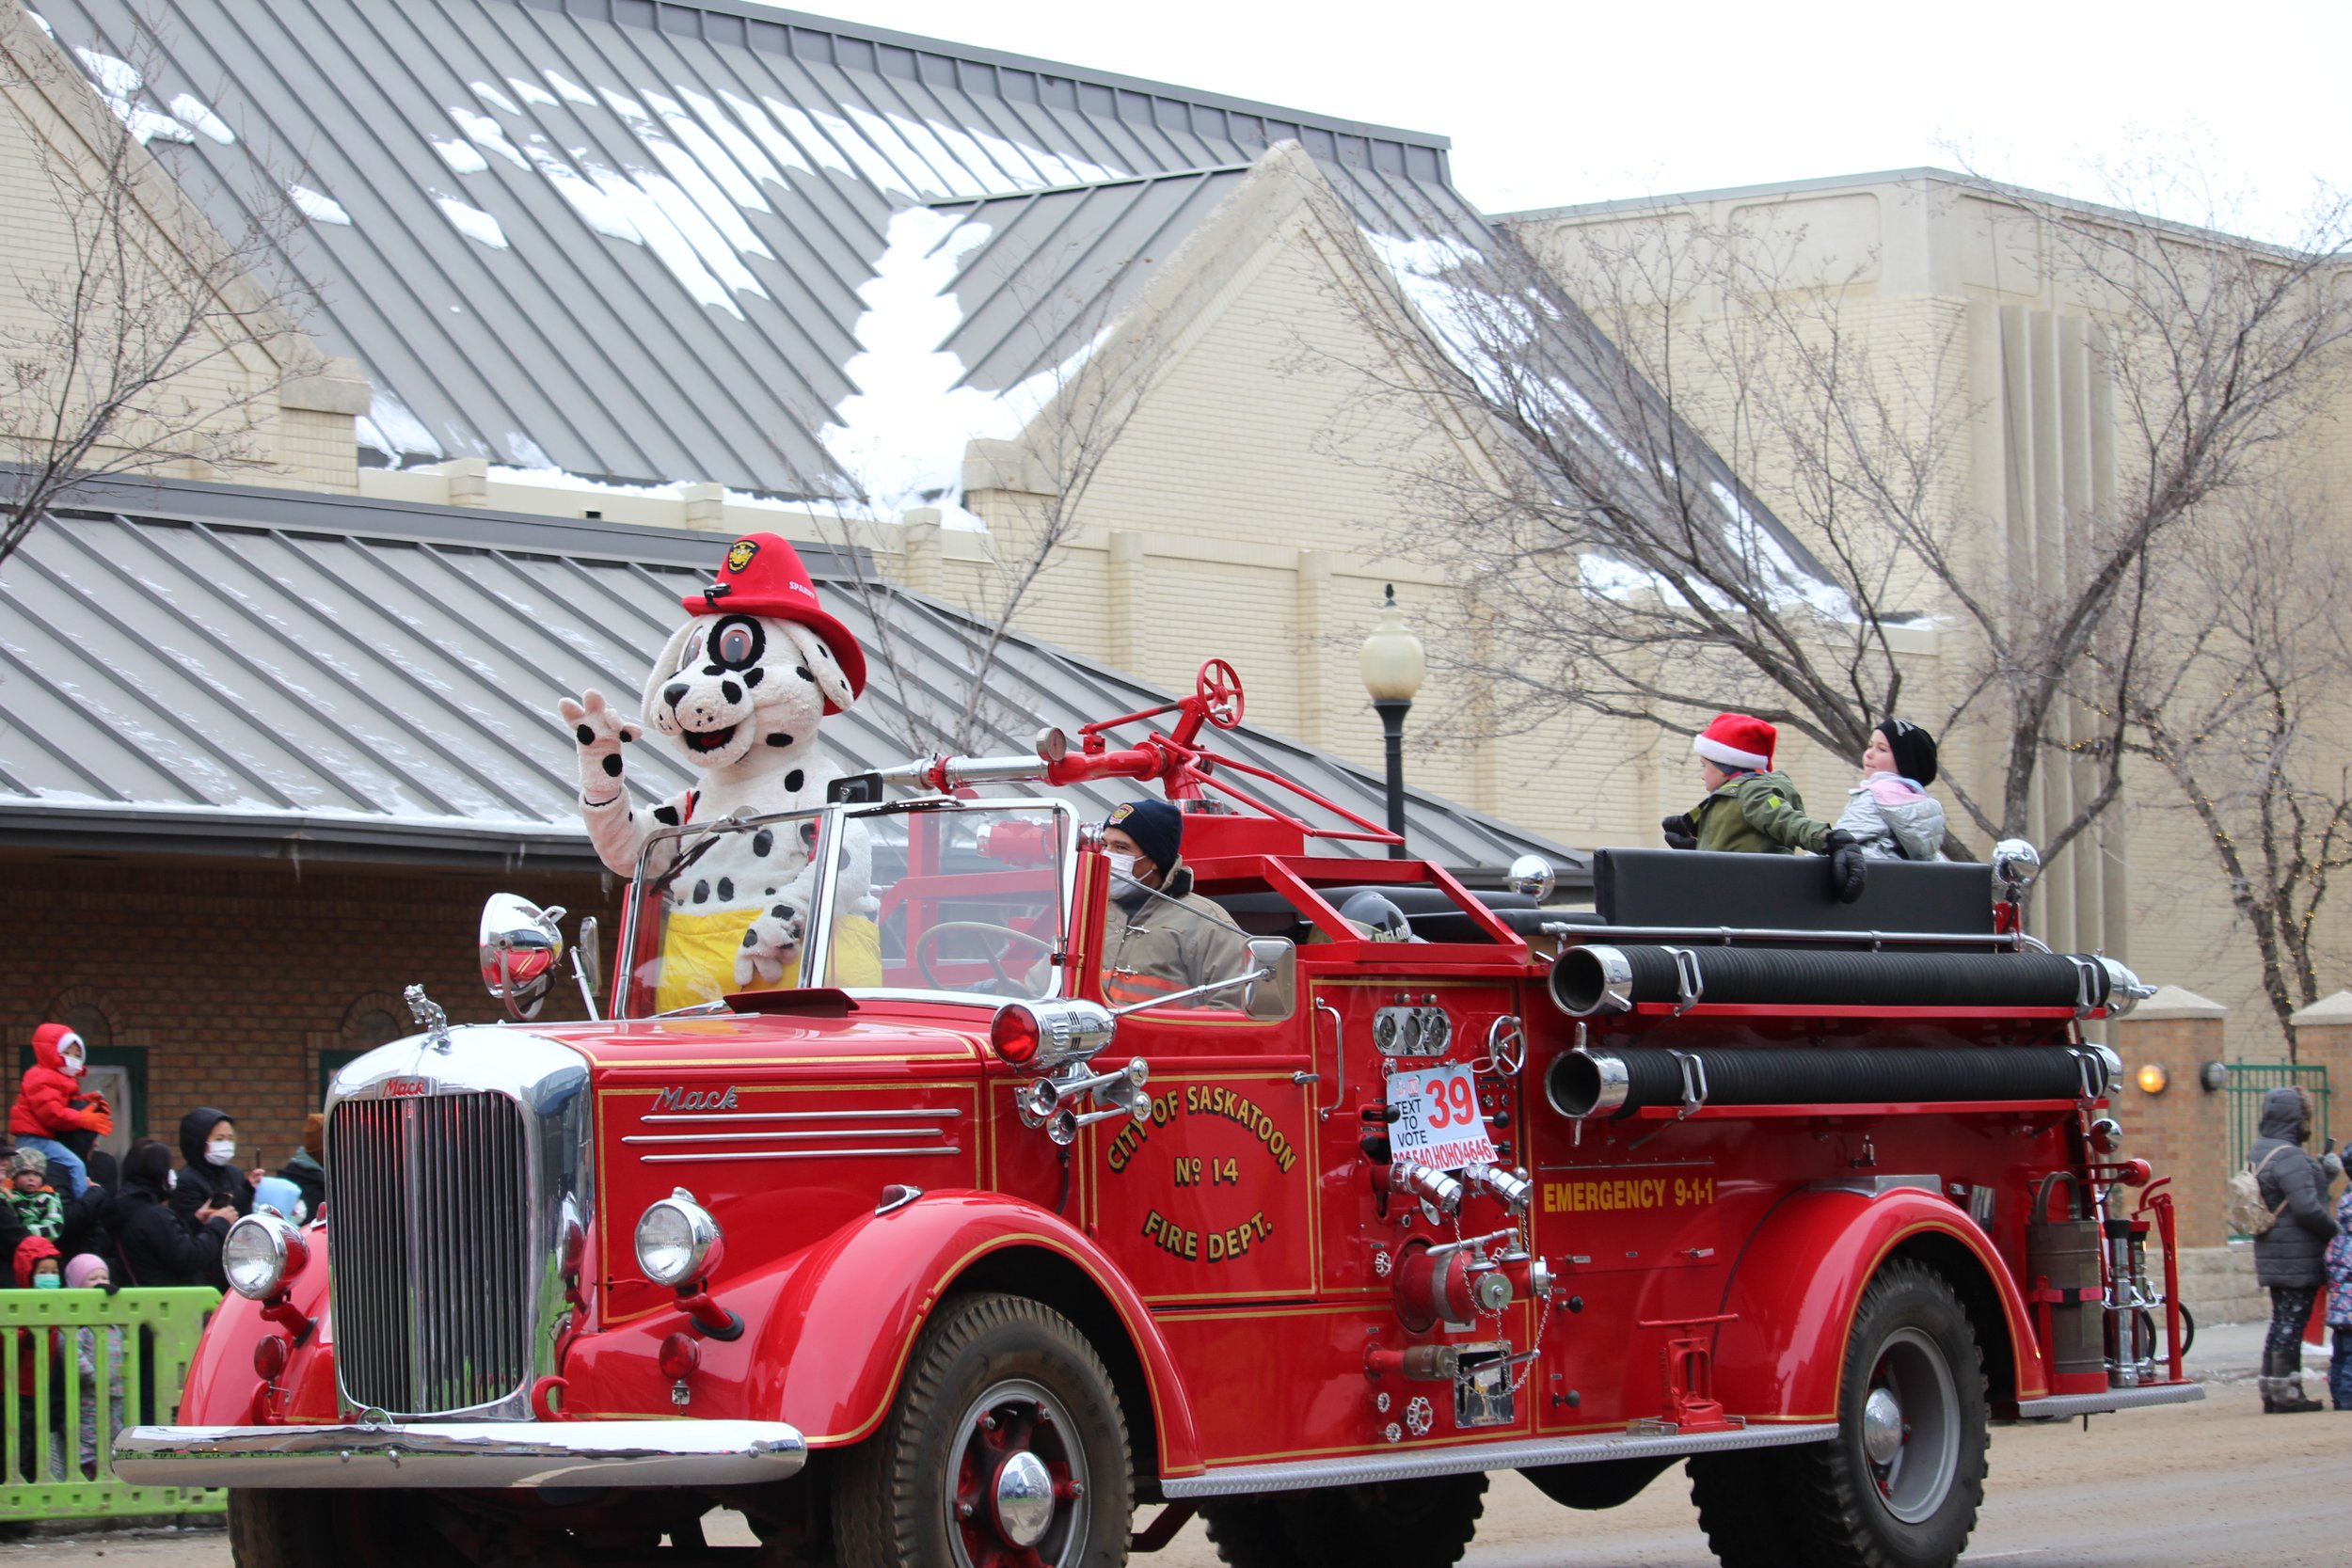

{"left": 1593, "top": 848, "right": 1993, "bottom": 936}
{"left": 1207, "top": 884, "right": 1536, "bottom": 944}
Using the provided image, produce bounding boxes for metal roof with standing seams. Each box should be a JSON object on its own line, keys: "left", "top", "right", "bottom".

{"left": 0, "top": 474, "right": 1586, "bottom": 885}
{"left": 26, "top": 0, "right": 1453, "bottom": 492}
{"left": 23, "top": 0, "right": 1816, "bottom": 584}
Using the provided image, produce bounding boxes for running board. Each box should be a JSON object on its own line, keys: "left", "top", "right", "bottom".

{"left": 1158, "top": 1421, "right": 1835, "bottom": 1498}
{"left": 2011, "top": 1382, "right": 2204, "bottom": 1420}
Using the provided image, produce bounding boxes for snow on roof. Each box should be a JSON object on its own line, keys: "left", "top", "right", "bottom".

{"left": 31, "top": 0, "right": 1459, "bottom": 499}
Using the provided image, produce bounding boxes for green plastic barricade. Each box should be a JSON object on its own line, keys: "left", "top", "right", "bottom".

{"left": 0, "top": 1286, "right": 224, "bottom": 1520}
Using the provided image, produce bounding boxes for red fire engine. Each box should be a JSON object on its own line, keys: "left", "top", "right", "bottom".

{"left": 119, "top": 662, "right": 2198, "bottom": 1568}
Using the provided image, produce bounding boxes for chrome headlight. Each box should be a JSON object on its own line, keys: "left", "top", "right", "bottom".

{"left": 635, "top": 1189, "right": 723, "bottom": 1289}
{"left": 223, "top": 1212, "right": 310, "bottom": 1301}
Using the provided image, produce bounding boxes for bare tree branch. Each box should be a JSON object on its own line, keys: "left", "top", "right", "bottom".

{"left": 2129, "top": 490, "right": 2352, "bottom": 1052}
{"left": 0, "top": 8, "right": 320, "bottom": 567}
{"left": 1296, "top": 165, "right": 2352, "bottom": 886}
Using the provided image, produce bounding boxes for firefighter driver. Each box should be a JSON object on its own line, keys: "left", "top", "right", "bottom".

{"left": 1096, "top": 800, "right": 1250, "bottom": 1008}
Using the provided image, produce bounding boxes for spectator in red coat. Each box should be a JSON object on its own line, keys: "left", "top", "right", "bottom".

{"left": 8, "top": 1027, "right": 111, "bottom": 1199}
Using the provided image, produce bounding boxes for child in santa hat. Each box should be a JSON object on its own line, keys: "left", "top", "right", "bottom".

{"left": 1662, "top": 713, "right": 1867, "bottom": 900}
{"left": 8, "top": 1027, "right": 111, "bottom": 1199}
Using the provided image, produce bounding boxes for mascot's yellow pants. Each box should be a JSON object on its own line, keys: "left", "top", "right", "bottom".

{"left": 654, "top": 911, "right": 883, "bottom": 1014}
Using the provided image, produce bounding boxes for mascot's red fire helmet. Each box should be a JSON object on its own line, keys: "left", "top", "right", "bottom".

{"left": 681, "top": 533, "right": 867, "bottom": 715}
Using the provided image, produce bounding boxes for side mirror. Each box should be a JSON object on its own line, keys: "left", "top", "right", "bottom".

{"left": 577, "top": 915, "right": 603, "bottom": 1006}
{"left": 1242, "top": 937, "right": 1297, "bottom": 1022}
{"left": 481, "top": 894, "right": 565, "bottom": 1021}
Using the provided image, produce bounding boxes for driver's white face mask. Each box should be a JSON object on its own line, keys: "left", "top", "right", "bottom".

{"left": 1105, "top": 852, "right": 1138, "bottom": 883}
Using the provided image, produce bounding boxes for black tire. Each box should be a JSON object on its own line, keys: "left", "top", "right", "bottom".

{"left": 1198, "top": 1497, "right": 1295, "bottom": 1568}
{"left": 836, "top": 1292, "right": 1132, "bottom": 1568}
{"left": 229, "top": 1491, "right": 432, "bottom": 1567}
{"left": 1783, "top": 1260, "right": 1990, "bottom": 1568}
{"left": 1272, "top": 1472, "right": 1486, "bottom": 1568}
{"left": 1688, "top": 1449, "right": 1818, "bottom": 1568}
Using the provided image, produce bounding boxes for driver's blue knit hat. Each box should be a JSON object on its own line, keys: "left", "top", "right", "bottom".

{"left": 1105, "top": 800, "right": 1183, "bottom": 872}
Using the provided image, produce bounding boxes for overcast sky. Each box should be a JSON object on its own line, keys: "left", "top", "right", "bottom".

{"left": 773, "top": 0, "right": 2348, "bottom": 245}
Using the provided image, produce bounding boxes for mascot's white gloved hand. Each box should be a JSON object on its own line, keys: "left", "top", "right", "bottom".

{"left": 559, "top": 689, "right": 643, "bottom": 804}
{"left": 735, "top": 897, "right": 809, "bottom": 989}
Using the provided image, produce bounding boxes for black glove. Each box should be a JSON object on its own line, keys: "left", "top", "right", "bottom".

{"left": 1821, "top": 829, "right": 1867, "bottom": 903}
{"left": 1661, "top": 813, "right": 1698, "bottom": 850}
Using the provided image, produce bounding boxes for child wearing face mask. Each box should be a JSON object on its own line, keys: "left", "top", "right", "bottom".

{"left": 5, "top": 1150, "right": 63, "bottom": 1241}
{"left": 8, "top": 1025, "right": 112, "bottom": 1199}
{"left": 169, "top": 1108, "right": 254, "bottom": 1228}
{"left": 10, "top": 1237, "right": 63, "bottom": 1481}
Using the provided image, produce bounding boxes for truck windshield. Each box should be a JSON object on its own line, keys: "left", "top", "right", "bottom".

{"left": 620, "top": 800, "right": 1073, "bottom": 1016}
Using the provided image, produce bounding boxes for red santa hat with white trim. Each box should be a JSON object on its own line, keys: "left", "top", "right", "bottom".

{"left": 1692, "top": 713, "right": 1776, "bottom": 773}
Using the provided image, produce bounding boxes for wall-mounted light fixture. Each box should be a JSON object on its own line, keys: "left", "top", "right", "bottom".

{"left": 2136, "top": 1063, "right": 2169, "bottom": 1096}
{"left": 2199, "top": 1061, "right": 2230, "bottom": 1093}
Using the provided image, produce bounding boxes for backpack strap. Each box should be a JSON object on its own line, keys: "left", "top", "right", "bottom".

{"left": 2252, "top": 1146, "right": 2290, "bottom": 1217}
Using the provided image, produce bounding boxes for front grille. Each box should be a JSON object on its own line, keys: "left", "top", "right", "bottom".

{"left": 328, "top": 1092, "right": 533, "bottom": 1416}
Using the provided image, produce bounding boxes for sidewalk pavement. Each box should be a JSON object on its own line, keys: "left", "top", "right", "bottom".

{"left": 2185, "top": 1315, "right": 2272, "bottom": 1383}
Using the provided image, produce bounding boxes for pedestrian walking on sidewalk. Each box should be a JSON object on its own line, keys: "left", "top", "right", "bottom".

{"left": 2250, "top": 1085, "right": 2338, "bottom": 1413}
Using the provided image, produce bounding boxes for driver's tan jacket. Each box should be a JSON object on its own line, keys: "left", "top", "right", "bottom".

{"left": 1100, "top": 861, "right": 1250, "bottom": 1009}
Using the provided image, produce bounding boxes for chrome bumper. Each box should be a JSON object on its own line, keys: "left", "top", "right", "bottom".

{"left": 113, "top": 1419, "right": 807, "bottom": 1489}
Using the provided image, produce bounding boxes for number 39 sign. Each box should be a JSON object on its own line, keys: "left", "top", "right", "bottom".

{"left": 1386, "top": 1062, "right": 1498, "bottom": 1172}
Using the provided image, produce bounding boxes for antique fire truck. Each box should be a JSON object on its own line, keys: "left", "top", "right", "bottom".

{"left": 119, "top": 664, "right": 2199, "bottom": 1568}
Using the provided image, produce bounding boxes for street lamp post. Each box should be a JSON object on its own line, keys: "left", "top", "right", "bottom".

{"left": 1359, "top": 584, "right": 1425, "bottom": 859}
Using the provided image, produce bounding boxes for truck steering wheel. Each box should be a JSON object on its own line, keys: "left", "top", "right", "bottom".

{"left": 911, "top": 922, "right": 1057, "bottom": 991}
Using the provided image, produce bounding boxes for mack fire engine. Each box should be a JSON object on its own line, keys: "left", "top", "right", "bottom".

{"left": 119, "top": 663, "right": 2200, "bottom": 1568}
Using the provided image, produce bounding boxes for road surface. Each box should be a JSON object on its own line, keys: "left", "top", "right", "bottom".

{"left": 6, "top": 1374, "right": 2340, "bottom": 1565}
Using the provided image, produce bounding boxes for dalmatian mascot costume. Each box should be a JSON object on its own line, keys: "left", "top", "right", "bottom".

{"left": 559, "top": 533, "right": 878, "bottom": 1009}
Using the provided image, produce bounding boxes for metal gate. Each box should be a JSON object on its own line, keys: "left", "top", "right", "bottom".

{"left": 2225, "top": 1062, "right": 2330, "bottom": 1237}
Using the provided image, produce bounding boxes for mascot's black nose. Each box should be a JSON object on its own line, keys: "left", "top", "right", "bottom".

{"left": 662, "top": 681, "right": 690, "bottom": 708}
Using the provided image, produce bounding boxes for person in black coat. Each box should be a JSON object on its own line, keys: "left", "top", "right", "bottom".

{"left": 169, "top": 1108, "right": 253, "bottom": 1227}
{"left": 116, "top": 1142, "right": 233, "bottom": 1291}
{"left": 2250, "top": 1085, "right": 2340, "bottom": 1413}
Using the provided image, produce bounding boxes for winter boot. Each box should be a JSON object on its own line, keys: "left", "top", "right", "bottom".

{"left": 2263, "top": 1347, "right": 2324, "bottom": 1414}
{"left": 2276, "top": 1374, "right": 2325, "bottom": 1414}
